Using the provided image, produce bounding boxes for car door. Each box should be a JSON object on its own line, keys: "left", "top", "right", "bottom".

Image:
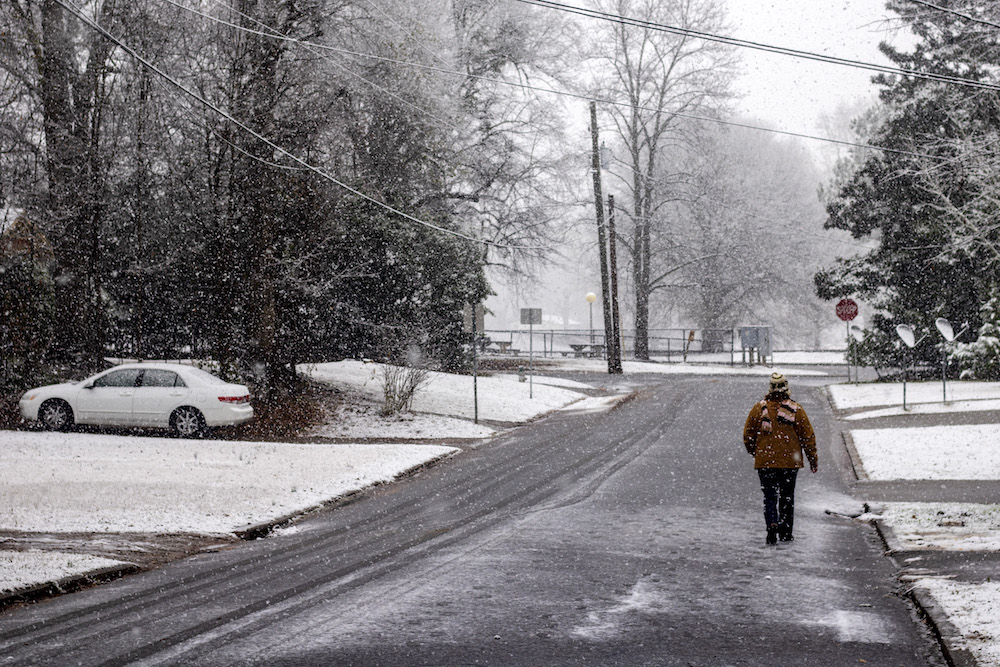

{"left": 132, "top": 369, "right": 189, "bottom": 427}
{"left": 75, "top": 369, "right": 142, "bottom": 425}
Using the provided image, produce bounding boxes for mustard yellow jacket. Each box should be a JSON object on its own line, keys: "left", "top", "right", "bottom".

{"left": 743, "top": 393, "right": 818, "bottom": 469}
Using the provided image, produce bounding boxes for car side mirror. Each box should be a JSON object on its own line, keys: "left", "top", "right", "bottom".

{"left": 83, "top": 383, "right": 94, "bottom": 390}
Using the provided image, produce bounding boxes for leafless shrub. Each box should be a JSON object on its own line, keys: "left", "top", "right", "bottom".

{"left": 380, "top": 346, "right": 429, "bottom": 416}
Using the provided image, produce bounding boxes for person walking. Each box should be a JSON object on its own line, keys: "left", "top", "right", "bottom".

{"left": 743, "top": 373, "right": 818, "bottom": 545}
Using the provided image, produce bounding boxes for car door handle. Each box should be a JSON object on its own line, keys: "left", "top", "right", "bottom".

{"left": 120, "top": 391, "right": 134, "bottom": 396}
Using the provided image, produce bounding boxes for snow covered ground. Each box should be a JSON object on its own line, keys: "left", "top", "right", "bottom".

{"left": 829, "top": 380, "right": 1000, "bottom": 411}
{"left": 0, "top": 551, "right": 126, "bottom": 595}
{"left": 868, "top": 503, "right": 1000, "bottom": 552}
{"left": 851, "top": 424, "right": 1000, "bottom": 481}
{"left": 301, "top": 360, "right": 589, "bottom": 424}
{"left": 0, "top": 359, "right": 598, "bottom": 596}
{"left": 3, "top": 361, "right": 999, "bottom": 662}
{"left": 838, "top": 380, "right": 1000, "bottom": 664}
{"left": 0, "top": 432, "right": 459, "bottom": 536}
{"left": 914, "top": 579, "right": 1000, "bottom": 666}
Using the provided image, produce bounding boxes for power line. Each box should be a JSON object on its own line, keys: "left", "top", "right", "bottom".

{"left": 159, "top": 0, "right": 941, "bottom": 161}
{"left": 514, "top": 0, "right": 1000, "bottom": 93}
{"left": 54, "top": 0, "right": 537, "bottom": 251}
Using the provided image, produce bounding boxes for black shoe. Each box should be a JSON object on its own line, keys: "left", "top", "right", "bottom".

{"left": 778, "top": 532, "right": 794, "bottom": 542}
{"left": 766, "top": 524, "right": 778, "bottom": 545}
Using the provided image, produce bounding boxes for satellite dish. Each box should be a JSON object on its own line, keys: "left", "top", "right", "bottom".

{"left": 896, "top": 324, "right": 916, "bottom": 348}
{"left": 936, "top": 317, "right": 956, "bottom": 341}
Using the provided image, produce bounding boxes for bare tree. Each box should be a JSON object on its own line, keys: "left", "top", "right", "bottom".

{"left": 668, "top": 125, "right": 827, "bottom": 348}
{"left": 584, "top": 0, "right": 735, "bottom": 358}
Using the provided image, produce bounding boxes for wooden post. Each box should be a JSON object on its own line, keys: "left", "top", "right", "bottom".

{"left": 590, "top": 102, "right": 615, "bottom": 375}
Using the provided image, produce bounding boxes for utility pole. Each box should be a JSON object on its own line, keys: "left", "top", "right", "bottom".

{"left": 590, "top": 102, "right": 615, "bottom": 374}
{"left": 607, "top": 194, "right": 623, "bottom": 373}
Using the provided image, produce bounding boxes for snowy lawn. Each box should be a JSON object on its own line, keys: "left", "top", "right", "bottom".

{"left": 912, "top": 579, "right": 1000, "bottom": 667}
{"left": 850, "top": 424, "right": 1000, "bottom": 481}
{"left": 308, "top": 402, "right": 497, "bottom": 440}
{"left": 0, "top": 431, "right": 456, "bottom": 535}
{"left": 301, "top": 360, "right": 587, "bottom": 423}
{"left": 869, "top": 502, "right": 1000, "bottom": 551}
{"left": 0, "top": 551, "right": 128, "bottom": 595}
{"left": 829, "top": 380, "right": 1000, "bottom": 411}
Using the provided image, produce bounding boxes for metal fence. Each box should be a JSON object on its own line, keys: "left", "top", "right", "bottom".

{"left": 481, "top": 328, "right": 738, "bottom": 364}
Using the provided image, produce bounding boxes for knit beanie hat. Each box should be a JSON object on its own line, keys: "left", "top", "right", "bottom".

{"left": 769, "top": 372, "right": 789, "bottom": 395}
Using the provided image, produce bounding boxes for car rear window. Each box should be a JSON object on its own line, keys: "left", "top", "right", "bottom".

{"left": 141, "top": 370, "right": 186, "bottom": 388}
{"left": 184, "top": 367, "right": 230, "bottom": 386}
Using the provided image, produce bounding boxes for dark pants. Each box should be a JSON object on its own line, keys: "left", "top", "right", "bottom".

{"left": 757, "top": 468, "right": 798, "bottom": 539}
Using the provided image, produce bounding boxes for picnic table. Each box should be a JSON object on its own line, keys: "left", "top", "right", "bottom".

{"left": 588, "top": 344, "right": 605, "bottom": 358}
{"left": 569, "top": 344, "right": 588, "bottom": 357}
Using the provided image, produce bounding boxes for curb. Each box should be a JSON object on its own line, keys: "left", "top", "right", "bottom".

{"left": 0, "top": 562, "right": 141, "bottom": 610}
{"left": 841, "top": 430, "right": 868, "bottom": 482}
{"left": 908, "top": 585, "right": 980, "bottom": 667}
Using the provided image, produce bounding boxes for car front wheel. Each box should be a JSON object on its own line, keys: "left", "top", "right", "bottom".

{"left": 39, "top": 399, "right": 73, "bottom": 431}
{"left": 171, "top": 406, "right": 206, "bottom": 438}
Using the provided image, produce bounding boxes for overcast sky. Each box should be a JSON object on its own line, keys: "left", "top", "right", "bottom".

{"left": 725, "top": 1, "right": 912, "bottom": 136}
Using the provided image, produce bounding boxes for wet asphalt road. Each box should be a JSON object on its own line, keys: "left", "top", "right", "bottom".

{"left": 0, "top": 373, "right": 947, "bottom": 665}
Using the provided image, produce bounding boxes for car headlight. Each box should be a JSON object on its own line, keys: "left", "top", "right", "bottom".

{"left": 21, "top": 393, "right": 37, "bottom": 401}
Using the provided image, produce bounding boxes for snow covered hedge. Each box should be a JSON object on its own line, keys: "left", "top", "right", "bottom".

{"left": 951, "top": 287, "right": 1000, "bottom": 380}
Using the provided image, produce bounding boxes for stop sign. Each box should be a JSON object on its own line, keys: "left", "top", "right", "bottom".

{"left": 836, "top": 298, "right": 858, "bottom": 322}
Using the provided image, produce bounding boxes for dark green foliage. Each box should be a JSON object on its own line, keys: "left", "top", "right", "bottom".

{"left": 0, "top": 0, "right": 521, "bottom": 394}
{"left": 0, "top": 256, "right": 55, "bottom": 390}
{"left": 815, "top": 1, "right": 1000, "bottom": 364}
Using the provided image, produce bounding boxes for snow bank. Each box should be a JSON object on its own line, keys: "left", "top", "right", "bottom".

{"left": 0, "top": 431, "right": 456, "bottom": 535}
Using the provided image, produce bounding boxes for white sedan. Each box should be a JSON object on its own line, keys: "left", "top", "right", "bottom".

{"left": 19, "top": 362, "right": 254, "bottom": 437}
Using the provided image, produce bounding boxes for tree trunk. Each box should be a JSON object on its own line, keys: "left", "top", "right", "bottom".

{"left": 38, "top": 0, "right": 112, "bottom": 364}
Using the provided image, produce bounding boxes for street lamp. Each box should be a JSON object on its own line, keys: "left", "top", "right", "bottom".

{"left": 586, "top": 292, "right": 597, "bottom": 344}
